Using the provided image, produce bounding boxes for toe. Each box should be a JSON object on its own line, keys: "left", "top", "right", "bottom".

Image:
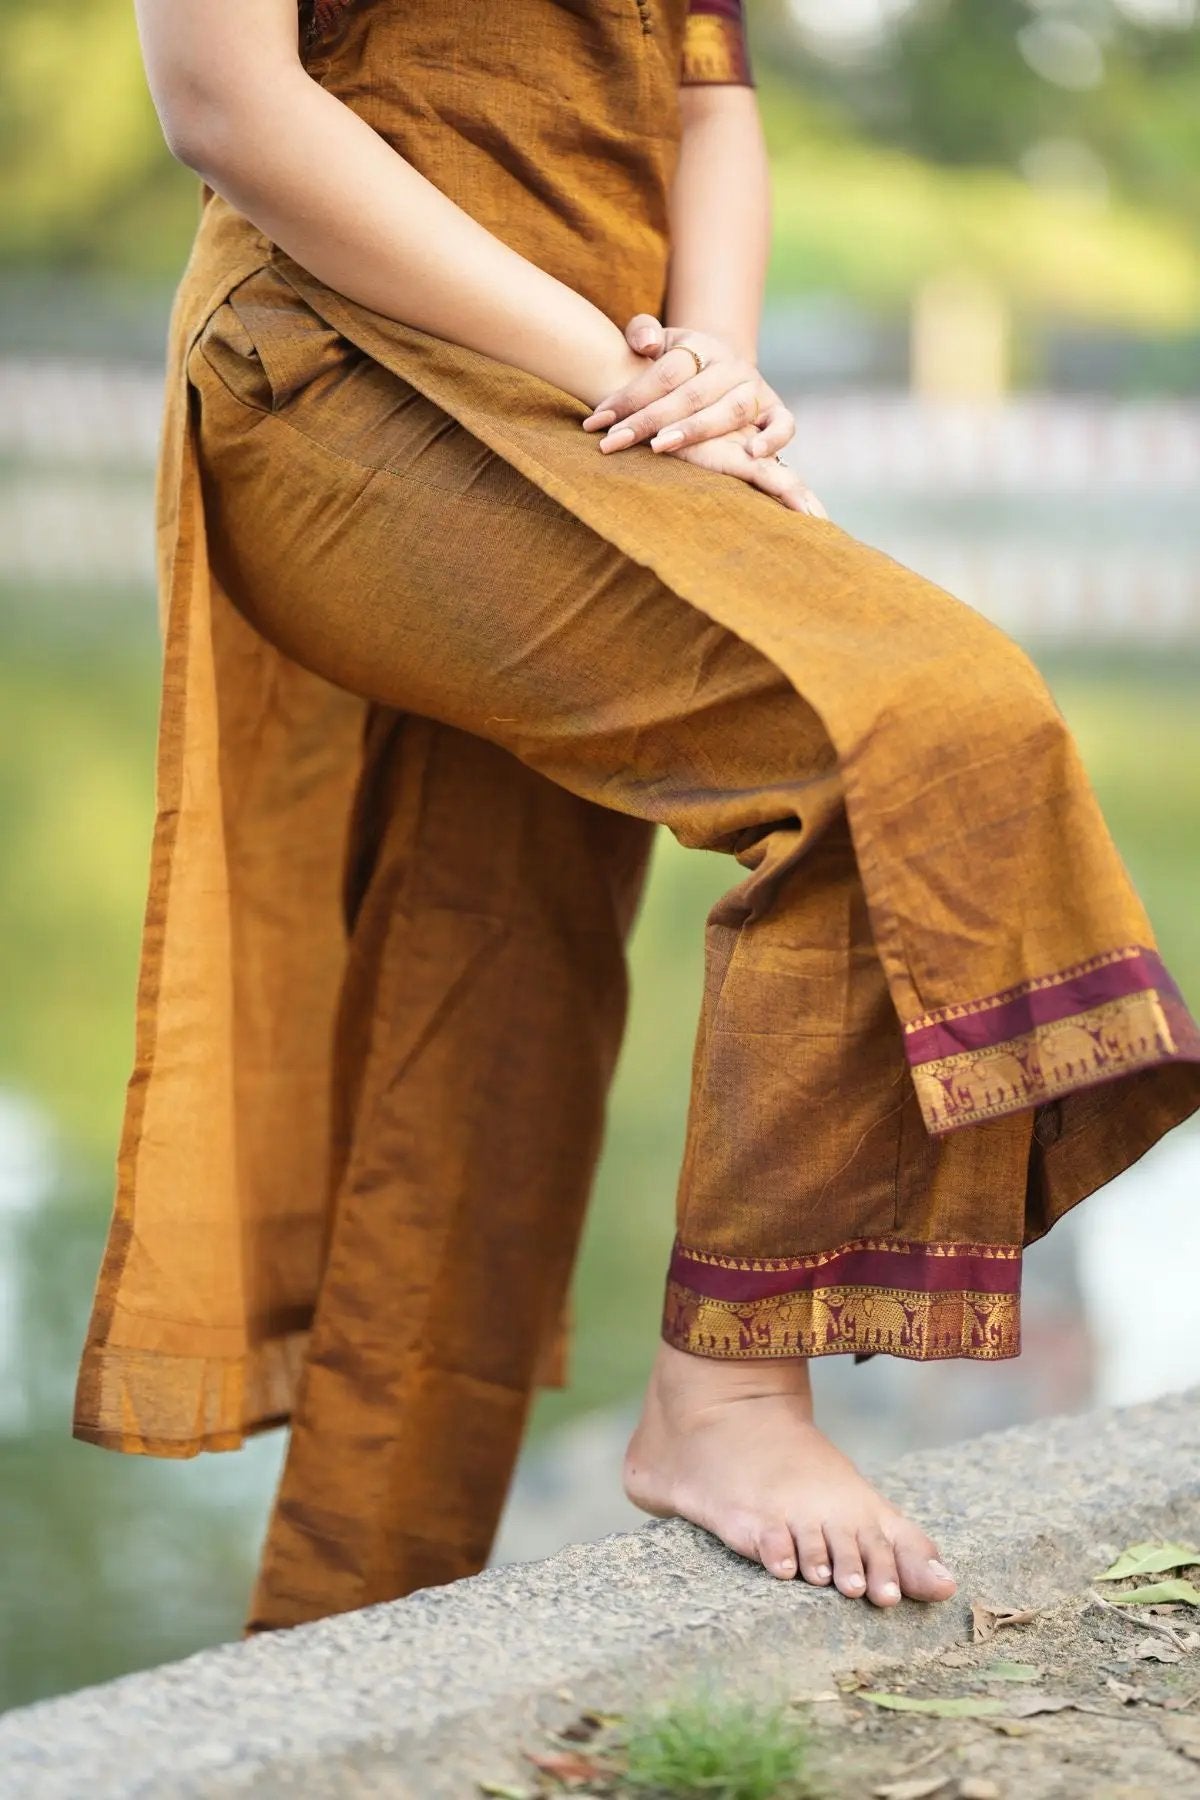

{"left": 756, "top": 1522, "right": 798, "bottom": 1581}
{"left": 892, "top": 1526, "right": 958, "bottom": 1603}
{"left": 859, "top": 1528, "right": 902, "bottom": 1608}
{"left": 791, "top": 1525, "right": 832, "bottom": 1588}
{"left": 825, "top": 1529, "right": 867, "bottom": 1600}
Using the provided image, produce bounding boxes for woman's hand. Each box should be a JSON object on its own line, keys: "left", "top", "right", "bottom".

{"left": 669, "top": 426, "right": 827, "bottom": 515}
{"left": 586, "top": 314, "right": 826, "bottom": 516}
{"left": 582, "top": 314, "right": 791, "bottom": 456}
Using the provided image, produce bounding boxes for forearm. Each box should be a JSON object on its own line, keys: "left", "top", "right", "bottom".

{"left": 665, "top": 84, "right": 771, "bottom": 365}
{"left": 136, "top": 2, "right": 639, "bottom": 409}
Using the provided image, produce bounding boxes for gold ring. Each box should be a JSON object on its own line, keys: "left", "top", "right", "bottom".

{"left": 678, "top": 342, "right": 707, "bottom": 377}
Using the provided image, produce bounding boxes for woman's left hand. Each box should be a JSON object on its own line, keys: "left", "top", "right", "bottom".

{"left": 581, "top": 313, "right": 796, "bottom": 462}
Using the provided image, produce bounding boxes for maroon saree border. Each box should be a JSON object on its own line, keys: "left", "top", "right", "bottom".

{"left": 903, "top": 945, "right": 1200, "bottom": 1136}
{"left": 669, "top": 1237, "right": 1021, "bottom": 1302}
{"left": 663, "top": 1235, "right": 1021, "bottom": 1362}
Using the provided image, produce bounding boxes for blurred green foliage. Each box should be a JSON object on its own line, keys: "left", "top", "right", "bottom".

{"left": 2, "top": 0, "right": 1198, "bottom": 328}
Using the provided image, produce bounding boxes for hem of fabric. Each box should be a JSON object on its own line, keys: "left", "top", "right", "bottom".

{"left": 71, "top": 1327, "right": 309, "bottom": 1459}
{"left": 905, "top": 944, "right": 1200, "bottom": 1136}
{"left": 662, "top": 1236, "right": 1021, "bottom": 1363}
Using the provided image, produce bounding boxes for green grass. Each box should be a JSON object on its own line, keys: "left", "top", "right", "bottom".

{"left": 618, "top": 1692, "right": 811, "bottom": 1800}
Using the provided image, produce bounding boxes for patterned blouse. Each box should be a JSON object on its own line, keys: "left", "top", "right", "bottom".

{"left": 302, "top": 2, "right": 754, "bottom": 86}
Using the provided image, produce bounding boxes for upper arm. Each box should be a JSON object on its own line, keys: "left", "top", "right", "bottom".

{"left": 680, "top": 0, "right": 755, "bottom": 89}
{"left": 134, "top": 0, "right": 303, "bottom": 164}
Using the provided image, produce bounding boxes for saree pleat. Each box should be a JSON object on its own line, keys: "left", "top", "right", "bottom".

{"left": 72, "top": 0, "right": 1200, "bottom": 1632}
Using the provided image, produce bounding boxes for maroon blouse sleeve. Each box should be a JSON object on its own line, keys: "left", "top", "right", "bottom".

{"left": 681, "top": 0, "right": 755, "bottom": 88}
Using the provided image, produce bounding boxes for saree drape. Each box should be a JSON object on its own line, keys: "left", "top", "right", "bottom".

{"left": 73, "top": 0, "right": 1200, "bottom": 1634}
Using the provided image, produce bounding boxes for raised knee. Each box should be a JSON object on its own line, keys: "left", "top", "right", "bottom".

{"left": 935, "top": 633, "right": 1070, "bottom": 764}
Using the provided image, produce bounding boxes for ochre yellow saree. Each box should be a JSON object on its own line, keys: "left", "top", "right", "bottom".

{"left": 73, "top": 0, "right": 1200, "bottom": 1633}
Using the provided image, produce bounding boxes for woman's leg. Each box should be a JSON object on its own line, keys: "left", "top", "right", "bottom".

{"left": 247, "top": 709, "right": 654, "bottom": 1631}
{"left": 190, "top": 281, "right": 1195, "bottom": 1606}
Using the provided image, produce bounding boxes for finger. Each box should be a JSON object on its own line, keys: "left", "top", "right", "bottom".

{"left": 642, "top": 381, "right": 763, "bottom": 453}
{"left": 748, "top": 405, "right": 795, "bottom": 457}
{"left": 625, "top": 313, "right": 665, "bottom": 355}
{"left": 587, "top": 344, "right": 738, "bottom": 436}
{"left": 582, "top": 348, "right": 696, "bottom": 431}
{"left": 745, "top": 456, "right": 826, "bottom": 516}
{"left": 594, "top": 370, "right": 726, "bottom": 448}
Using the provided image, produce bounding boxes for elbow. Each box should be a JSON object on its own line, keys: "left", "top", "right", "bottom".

{"left": 151, "top": 65, "right": 261, "bottom": 178}
{"left": 157, "top": 96, "right": 232, "bottom": 177}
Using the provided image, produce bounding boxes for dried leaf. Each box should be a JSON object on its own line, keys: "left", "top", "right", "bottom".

{"left": 838, "top": 1669, "right": 873, "bottom": 1691}
{"left": 557, "top": 1712, "right": 616, "bottom": 1745}
{"left": 936, "top": 1647, "right": 978, "bottom": 1669}
{"left": 987, "top": 1719, "right": 1031, "bottom": 1736}
{"left": 527, "top": 1748, "right": 607, "bottom": 1784}
{"left": 871, "top": 1777, "right": 950, "bottom": 1800}
{"left": 1104, "top": 1677, "right": 1141, "bottom": 1703}
{"left": 1133, "top": 1636, "right": 1182, "bottom": 1664}
{"left": 1006, "top": 1693, "right": 1084, "bottom": 1718}
{"left": 971, "top": 1602, "right": 1040, "bottom": 1643}
{"left": 1160, "top": 1716, "right": 1200, "bottom": 1761}
{"left": 1097, "top": 1543, "right": 1200, "bottom": 1582}
{"left": 792, "top": 1690, "right": 842, "bottom": 1705}
{"left": 1107, "top": 1581, "right": 1200, "bottom": 1608}
{"left": 979, "top": 1660, "right": 1042, "bottom": 1682}
{"left": 862, "top": 1691, "right": 1006, "bottom": 1719}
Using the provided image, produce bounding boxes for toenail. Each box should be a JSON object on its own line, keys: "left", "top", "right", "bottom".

{"left": 778, "top": 1559, "right": 796, "bottom": 1575}
{"left": 844, "top": 1574, "right": 865, "bottom": 1591}
{"left": 815, "top": 1564, "right": 831, "bottom": 1580}
{"left": 880, "top": 1581, "right": 901, "bottom": 1600}
{"left": 929, "top": 1559, "right": 955, "bottom": 1581}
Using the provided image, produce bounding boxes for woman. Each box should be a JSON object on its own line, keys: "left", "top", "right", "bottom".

{"left": 74, "top": 0, "right": 1200, "bottom": 1636}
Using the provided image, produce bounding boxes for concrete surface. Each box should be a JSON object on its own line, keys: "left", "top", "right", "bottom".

{"left": 2, "top": 1387, "right": 1197, "bottom": 1798}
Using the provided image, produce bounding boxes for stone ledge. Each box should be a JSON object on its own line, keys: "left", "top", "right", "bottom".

{"left": 2, "top": 1388, "right": 1197, "bottom": 1799}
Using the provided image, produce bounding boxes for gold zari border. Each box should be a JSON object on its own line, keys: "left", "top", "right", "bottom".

{"left": 680, "top": 17, "right": 754, "bottom": 86}
{"left": 664, "top": 1282, "right": 1019, "bottom": 1362}
{"left": 912, "top": 989, "right": 1176, "bottom": 1132}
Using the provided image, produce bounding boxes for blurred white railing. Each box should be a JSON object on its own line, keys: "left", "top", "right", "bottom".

{"left": 1, "top": 357, "right": 1196, "bottom": 645}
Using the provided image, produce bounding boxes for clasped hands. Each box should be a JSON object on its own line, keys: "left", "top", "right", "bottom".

{"left": 581, "top": 313, "right": 826, "bottom": 518}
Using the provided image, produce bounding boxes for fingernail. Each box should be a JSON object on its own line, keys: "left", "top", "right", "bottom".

{"left": 633, "top": 331, "right": 657, "bottom": 350}
{"left": 582, "top": 409, "right": 616, "bottom": 430}
{"left": 929, "top": 1559, "right": 955, "bottom": 1582}
{"left": 601, "top": 426, "right": 634, "bottom": 451}
{"left": 880, "top": 1581, "right": 901, "bottom": 1601}
{"left": 808, "top": 496, "right": 829, "bottom": 519}
{"left": 651, "top": 427, "right": 684, "bottom": 449}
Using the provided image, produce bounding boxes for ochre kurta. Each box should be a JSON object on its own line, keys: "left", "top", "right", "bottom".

{"left": 74, "top": 0, "right": 1200, "bottom": 1634}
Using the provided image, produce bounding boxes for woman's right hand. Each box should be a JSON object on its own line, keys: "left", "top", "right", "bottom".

{"left": 665, "top": 426, "right": 828, "bottom": 516}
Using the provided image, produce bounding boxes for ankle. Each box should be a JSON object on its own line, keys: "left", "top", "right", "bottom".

{"left": 648, "top": 1339, "right": 815, "bottom": 1418}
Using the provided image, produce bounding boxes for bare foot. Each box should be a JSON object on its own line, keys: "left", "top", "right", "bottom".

{"left": 623, "top": 1341, "right": 958, "bottom": 1608}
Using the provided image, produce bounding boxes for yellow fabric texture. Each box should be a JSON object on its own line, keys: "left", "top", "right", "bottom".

{"left": 72, "top": 0, "right": 1200, "bottom": 1634}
